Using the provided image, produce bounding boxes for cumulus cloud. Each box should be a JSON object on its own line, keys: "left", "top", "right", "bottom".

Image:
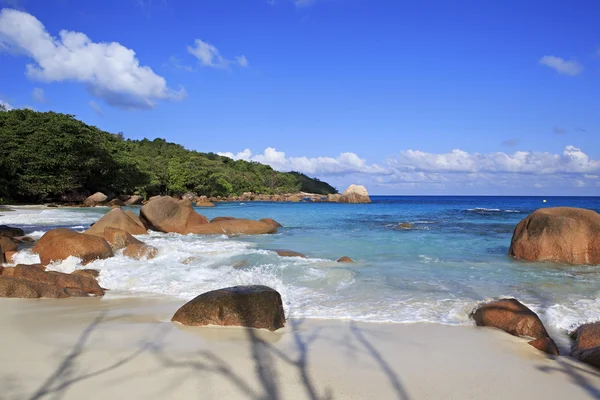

{"left": 0, "top": 8, "right": 185, "bottom": 109}
{"left": 32, "top": 87, "right": 46, "bottom": 103}
{"left": 220, "top": 145, "right": 600, "bottom": 194}
{"left": 88, "top": 100, "right": 103, "bottom": 116}
{"left": 388, "top": 146, "right": 600, "bottom": 175}
{"left": 539, "top": 55, "right": 583, "bottom": 76}
{"left": 218, "top": 147, "right": 387, "bottom": 176}
{"left": 187, "top": 39, "right": 248, "bottom": 70}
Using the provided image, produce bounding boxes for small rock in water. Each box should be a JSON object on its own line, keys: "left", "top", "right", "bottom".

{"left": 397, "top": 222, "right": 413, "bottom": 230}
{"left": 337, "top": 256, "right": 354, "bottom": 263}
{"left": 171, "top": 285, "right": 286, "bottom": 331}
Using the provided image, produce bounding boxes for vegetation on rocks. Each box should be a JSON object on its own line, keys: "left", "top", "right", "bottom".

{"left": 0, "top": 109, "right": 337, "bottom": 203}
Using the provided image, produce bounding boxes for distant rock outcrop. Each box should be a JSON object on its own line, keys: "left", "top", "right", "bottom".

{"left": 337, "top": 256, "right": 354, "bottom": 263}
{"left": 83, "top": 192, "right": 108, "bottom": 207}
{"left": 171, "top": 285, "right": 286, "bottom": 331}
{"left": 339, "top": 184, "right": 371, "bottom": 204}
{"left": 509, "top": 207, "right": 600, "bottom": 265}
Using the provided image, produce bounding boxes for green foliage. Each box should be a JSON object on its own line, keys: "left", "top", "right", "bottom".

{"left": 0, "top": 110, "right": 337, "bottom": 202}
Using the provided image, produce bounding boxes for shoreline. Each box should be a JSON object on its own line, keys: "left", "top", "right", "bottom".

{"left": 2, "top": 296, "right": 600, "bottom": 399}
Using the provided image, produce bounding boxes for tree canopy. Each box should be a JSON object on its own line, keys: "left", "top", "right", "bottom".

{"left": 0, "top": 109, "right": 337, "bottom": 202}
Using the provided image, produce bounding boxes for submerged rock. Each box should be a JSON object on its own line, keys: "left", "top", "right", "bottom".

{"left": 122, "top": 243, "right": 158, "bottom": 260}
{"left": 0, "top": 225, "right": 25, "bottom": 238}
{"left": 397, "top": 222, "right": 413, "bottom": 230}
{"left": 103, "top": 228, "right": 157, "bottom": 260}
{"left": 125, "top": 195, "right": 144, "bottom": 205}
{"left": 85, "top": 208, "right": 148, "bottom": 237}
{"left": 339, "top": 184, "right": 371, "bottom": 204}
{"left": 570, "top": 322, "right": 600, "bottom": 368}
{"left": 32, "top": 228, "right": 113, "bottom": 265}
{"left": 171, "top": 285, "right": 286, "bottom": 331}
{"left": 509, "top": 207, "right": 600, "bottom": 265}
{"left": 274, "top": 250, "right": 306, "bottom": 258}
{"left": 471, "top": 298, "right": 558, "bottom": 355}
{"left": 140, "top": 196, "right": 209, "bottom": 234}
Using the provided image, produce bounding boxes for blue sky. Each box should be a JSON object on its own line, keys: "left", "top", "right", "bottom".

{"left": 0, "top": 0, "right": 599, "bottom": 195}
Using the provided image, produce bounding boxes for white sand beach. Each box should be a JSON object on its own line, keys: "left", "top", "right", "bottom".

{"left": 1, "top": 297, "right": 600, "bottom": 400}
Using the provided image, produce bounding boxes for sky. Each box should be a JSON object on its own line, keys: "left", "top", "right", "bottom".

{"left": 0, "top": 0, "right": 599, "bottom": 195}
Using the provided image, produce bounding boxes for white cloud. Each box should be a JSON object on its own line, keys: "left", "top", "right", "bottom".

{"left": 539, "top": 55, "right": 583, "bottom": 76}
{"left": 574, "top": 180, "right": 586, "bottom": 187}
{"left": 187, "top": 39, "right": 248, "bottom": 70}
{"left": 219, "top": 145, "right": 600, "bottom": 194}
{"left": 187, "top": 39, "right": 226, "bottom": 68}
{"left": 388, "top": 146, "right": 600, "bottom": 175}
{"left": 88, "top": 100, "right": 103, "bottom": 116}
{"left": 0, "top": 99, "right": 13, "bottom": 110}
{"left": 218, "top": 147, "right": 387, "bottom": 176}
{"left": 0, "top": 8, "right": 185, "bottom": 109}
{"left": 32, "top": 87, "right": 46, "bottom": 103}
{"left": 236, "top": 55, "right": 249, "bottom": 68}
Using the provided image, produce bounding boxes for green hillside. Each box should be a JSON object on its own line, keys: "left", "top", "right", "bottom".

{"left": 0, "top": 108, "right": 337, "bottom": 202}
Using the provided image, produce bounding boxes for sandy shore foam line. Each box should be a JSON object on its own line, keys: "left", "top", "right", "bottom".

{"left": 1, "top": 297, "right": 600, "bottom": 399}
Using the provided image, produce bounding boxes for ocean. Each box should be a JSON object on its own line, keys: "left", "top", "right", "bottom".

{"left": 2, "top": 196, "right": 600, "bottom": 336}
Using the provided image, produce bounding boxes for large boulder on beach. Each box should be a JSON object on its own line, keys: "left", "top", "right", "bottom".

{"left": 0, "top": 277, "right": 75, "bottom": 298}
{"left": 140, "top": 196, "right": 209, "bottom": 234}
{"left": 472, "top": 298, "right": 550, "bottom": 339}
{"left": 339, "top": 184, "right": 371, "bottom": 204}
{"left": 32, "top": 228, "right": 113, "bottom": 265}
{"left": 0, "top": 225, "right": 24, "bottom": 238}
{"left": 211, "top": 216, "right": 236, "bottom": 223}
{"left": 171, "top": 285, "right": 286, "bottom": 331}
{"left": 83, "top": 192, "right": 108, "bottom": 207}
{"left": 85, "top": 209, "right": 148, "bottom": 237}
{"left": 509, "top": 207, "right": 600, "bottom": 265}
{"left": 472, "top": 298, "right": 558, "bottom": 355}
{"left": 2, "top": 265, "right": 104, "bottom": 296}
{"left": 187, "top": 219, "right": 277, "bottom": 235}
{"left": 570, "top": 322, "right": 600, "bottom": 368}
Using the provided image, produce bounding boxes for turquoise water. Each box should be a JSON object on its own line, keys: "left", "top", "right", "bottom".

{"left": 3, "top": 196, "right": 600, "bottom": 335}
